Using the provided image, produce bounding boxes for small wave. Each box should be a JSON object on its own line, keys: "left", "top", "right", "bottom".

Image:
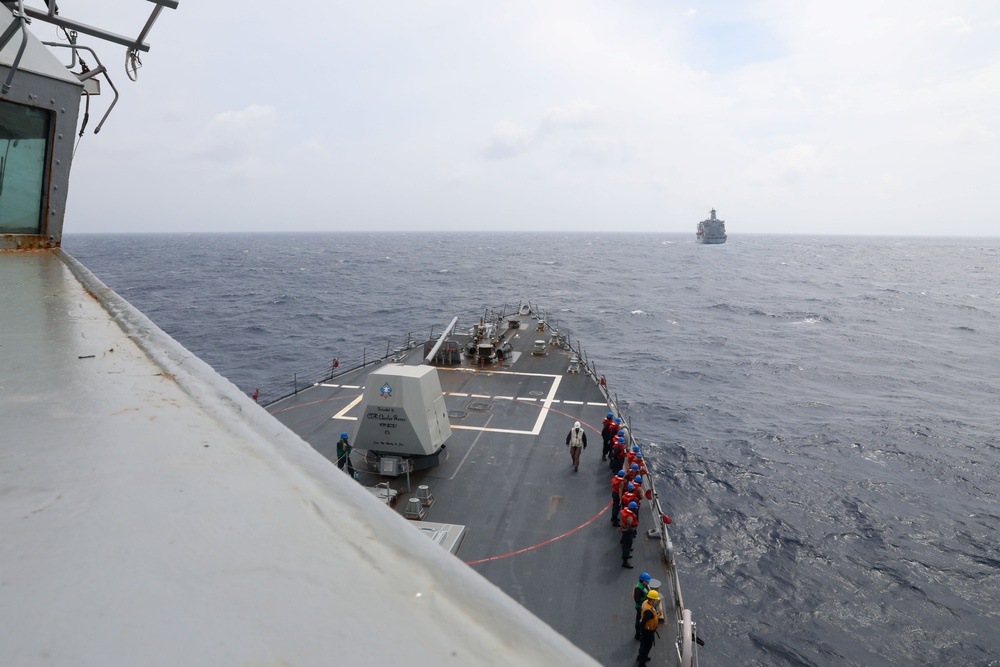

{"left": 630, "top": 309, "right": 650, "bottom": 316}
{"left": 953, "top": 326, "right": 975, "bottom": 332}
{"left": 784, "top": 311, "right": 832, "bottom": 324}
{"left": 710, "top": 303, "right": 740, "bottom": 313}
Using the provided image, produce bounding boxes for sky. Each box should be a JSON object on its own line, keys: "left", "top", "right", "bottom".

{"left": 47, "top": 1, "right": 1000, "bottom": 235}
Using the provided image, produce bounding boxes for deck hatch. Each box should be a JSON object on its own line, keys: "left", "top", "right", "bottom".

{"left": 466, "top": 401, "right": 492, "bottom": 413}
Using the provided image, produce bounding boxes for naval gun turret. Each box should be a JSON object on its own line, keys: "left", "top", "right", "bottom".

{"left": 356, "top": 364, "right": 452, "bottom": 475}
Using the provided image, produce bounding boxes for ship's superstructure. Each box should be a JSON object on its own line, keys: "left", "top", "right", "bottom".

{"left": 697, "top": 208, "right": 727, "bottom": 244}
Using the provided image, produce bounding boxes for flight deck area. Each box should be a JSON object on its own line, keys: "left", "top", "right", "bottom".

{"left": 268, "top": 313, "right": 684, "bottom": 665}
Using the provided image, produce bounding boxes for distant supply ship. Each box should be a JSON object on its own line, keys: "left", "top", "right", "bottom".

{"left": 697, "top": 209, "right": 727, "bottom": 244}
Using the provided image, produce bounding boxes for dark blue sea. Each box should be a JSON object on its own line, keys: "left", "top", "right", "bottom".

{"left": 64, "top": 233, "right": 1000, "bottom": 667}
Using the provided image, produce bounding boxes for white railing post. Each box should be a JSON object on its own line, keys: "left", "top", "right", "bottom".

{"left": 682, "top": 609, "right": 693, "bottom": 666}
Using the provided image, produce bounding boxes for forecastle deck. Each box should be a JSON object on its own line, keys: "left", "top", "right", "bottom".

{"left": 268, "top": 308, "right": 688, "bottom": 665}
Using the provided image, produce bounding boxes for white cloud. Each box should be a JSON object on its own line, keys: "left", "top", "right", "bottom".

{"left": 571, "top": 135, "right": 629, "bottom": 164}
{"left": 540, "top": 100, "right": 600, "bottom": 132}
{"left": 939, "top": 16, "right": 973, "bottom": 34}
{"left": 484, "top": 101, "right": 605, "bottom": 160}
{"left": 189, "top": 104, "right": 279, "bottom": 165}
{"left": 483, "top": 121, "right": 534, "bottom": 159}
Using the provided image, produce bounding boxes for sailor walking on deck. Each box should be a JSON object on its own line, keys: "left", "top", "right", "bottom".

{"left": 636, "top": 589, "right": 665, "bottom": 665}
{"left": 336, "top": 432, "right": 356, "bottom": 478}
{"left": 566, "top": 421, "right": 587, "bottom": 472}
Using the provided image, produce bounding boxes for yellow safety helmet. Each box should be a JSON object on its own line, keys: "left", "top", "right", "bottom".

{"left": 646, "top": 590, "right": 661, "bottom": 600}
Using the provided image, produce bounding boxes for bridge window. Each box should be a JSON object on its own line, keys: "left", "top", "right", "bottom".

{"left": 0, "top": 101, "right": 50, "bottom": 234}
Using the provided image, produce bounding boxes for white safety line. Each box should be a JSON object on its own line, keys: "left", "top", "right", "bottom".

{"left": 532, "top": 375, "right": 561, "bottom": 435}
{"left": 440, "top": 367, "right": 559, "bottom": 379}
{"left": 450, "top": 424, "right": 534, "bottom": 435}
{"left": 562, "top": 400, "right": 583, "bottom": 405}
{"left": 331, "top": 393, "right": 364, "bottom": 421}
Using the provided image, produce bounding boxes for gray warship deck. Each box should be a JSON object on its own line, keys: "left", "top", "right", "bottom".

{"left": 268, "top": 310, "right": 681, "bottom": 665}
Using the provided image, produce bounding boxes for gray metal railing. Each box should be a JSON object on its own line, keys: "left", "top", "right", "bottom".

{"left": 543, "top": 312, "right": 697, "bottom": 667}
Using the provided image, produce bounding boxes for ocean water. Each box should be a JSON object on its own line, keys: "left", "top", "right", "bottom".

{"left": 65, "top": 232, "right": 1000, "bottom": 666}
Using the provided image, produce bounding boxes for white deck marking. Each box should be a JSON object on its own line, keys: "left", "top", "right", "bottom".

{"left": 327, "top": 367, "right": 579, "bottom": 433}
{"left": 319, "top": 383, "right": 339, "bottom": 388}
{"left": 587, "top": 402, "right": 607, "bottom": 406}
{"left": 436, "top": 367, "right": 565, "bottom": 435}
{"left": 451, "top": 425, "right": 534, "bottom": 435}
{"left": 532, "top": 375, "right": 561, "bottom": 435}
{"left": 449, "top": 414, "right": 493, "bottom": 479}
{"left": 331, "top": 393, "right": 364, "bottom": 421}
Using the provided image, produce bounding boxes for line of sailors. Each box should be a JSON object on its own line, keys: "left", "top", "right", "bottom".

{"left": 603, "top": 411, "right": 650, "bottom": 569}
{"left": 604, "top": 412, "right": 665, "bottom": 664}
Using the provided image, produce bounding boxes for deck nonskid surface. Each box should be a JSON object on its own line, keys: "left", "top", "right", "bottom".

{"left": 269, "top": 328, "right": 678, "bottom": 665}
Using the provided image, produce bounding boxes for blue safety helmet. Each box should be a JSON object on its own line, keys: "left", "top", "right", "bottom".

{"left": 640, "top": 572, "right": 651, "bottom": 582}
{"left": 627, "top": 484, "right": 634, "bottom": 491}
{"left": 628, "top": 501, "right": 638, "bottom": 510}
{"left": 341, "top": 432, "right": 348, "bottom": 439}
{"left": 632, "top": 445, "right": 640, "bottom": 452}
{"left": 634, "top": 475, "right": 643, "bottom": 484}
{"left": 607, "top": 412, "right": 614, "bottom": 419}
{"left": 615, "top": 418, "right": 622, "bottom": 424}
{"left": 617, "top": 470, "right": 626, "bottom": 477}
{"left": 631, "top": 463, "right": 639, "bottom": 471}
